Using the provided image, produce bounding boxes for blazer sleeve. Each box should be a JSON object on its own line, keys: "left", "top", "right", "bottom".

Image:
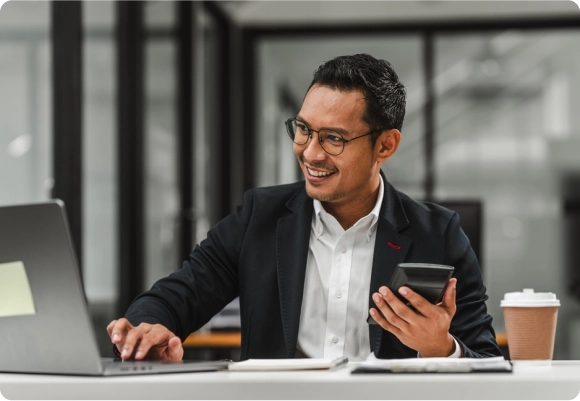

{"left": 445, "top": 212, "right": 503, "bottom": 358}
{"left": 123, "top": 189, "right": 255, "bottom": 341}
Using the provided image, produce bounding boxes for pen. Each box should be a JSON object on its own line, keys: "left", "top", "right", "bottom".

{"left": 330, "top": 356, "right": 349, "bottom": 371}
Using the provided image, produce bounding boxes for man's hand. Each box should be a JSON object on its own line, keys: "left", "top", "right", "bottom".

{"left": 106, "top": 318, "right": 184, "bottom": 361}
{"left": 369, "top": 278, "right": 458, "bottom": 357}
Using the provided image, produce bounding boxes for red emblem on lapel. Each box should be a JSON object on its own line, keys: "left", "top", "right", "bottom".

{"left": 388, "top": 242, "right": 401, "bottom": 250}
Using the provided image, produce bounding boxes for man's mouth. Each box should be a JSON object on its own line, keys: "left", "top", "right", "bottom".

{"left": 306, "top": 167, "right": 336, "bottom": 178}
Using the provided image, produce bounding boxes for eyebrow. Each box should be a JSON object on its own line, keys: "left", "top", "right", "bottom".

{"left": 295, "top": 115, "right": 351, "bottom": 136}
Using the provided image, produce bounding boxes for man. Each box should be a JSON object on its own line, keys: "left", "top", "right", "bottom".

{"left": 108, "top": 54, "right": 501, "bottom": 361}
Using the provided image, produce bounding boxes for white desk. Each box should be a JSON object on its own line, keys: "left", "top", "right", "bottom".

{"left": 1, "top": 361, "right": 579, "bottom": 400}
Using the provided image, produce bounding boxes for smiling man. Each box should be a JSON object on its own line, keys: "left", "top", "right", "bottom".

{"left": 108, "top": 54, "right": 501, "bottom": 361}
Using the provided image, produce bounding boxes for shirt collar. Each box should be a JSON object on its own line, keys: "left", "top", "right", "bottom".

{"left": 313, "top": 175, "right": 384, "bottom": 241}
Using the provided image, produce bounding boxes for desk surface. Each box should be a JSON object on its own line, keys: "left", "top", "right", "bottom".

{"left": 1, "top": 361, "right": 579, "bottom": 400}
{"left": 182, "top": 332, "right": 509, "bottom": 348}
{"left": 183, "top": 331, "right": 241, "bottom": 347}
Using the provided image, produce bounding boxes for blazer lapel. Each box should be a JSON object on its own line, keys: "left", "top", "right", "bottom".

{"left": 276, "top": 186, "right": 313, "bottom": 357}
{"left": 369, "top": 177, "right": 413, "bottom": 352}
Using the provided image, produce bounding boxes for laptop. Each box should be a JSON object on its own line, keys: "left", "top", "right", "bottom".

{"left": 0, "top": 200, "right": 230, "bottom": 376}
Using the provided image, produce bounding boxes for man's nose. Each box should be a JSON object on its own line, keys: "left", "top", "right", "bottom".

{"left": 302, "top": 133, "right": 327, "bottom": 161}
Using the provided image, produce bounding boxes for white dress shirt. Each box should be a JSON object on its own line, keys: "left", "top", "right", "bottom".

{"left": 296, "top": 176, "right": 461, "bottom": 361}
{"left": 296, "top": 177, "right": 384, "bottom": 361}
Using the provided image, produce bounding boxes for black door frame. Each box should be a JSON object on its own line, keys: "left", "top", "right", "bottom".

{"left": 51, "top": 1, "right": 83, "bottom": 276}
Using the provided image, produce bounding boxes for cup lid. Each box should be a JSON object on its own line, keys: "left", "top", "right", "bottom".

{"left": 500, "top": 288, "right": 560, "bottom": 307}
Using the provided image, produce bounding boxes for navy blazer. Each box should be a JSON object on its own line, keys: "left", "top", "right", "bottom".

{"left": 126, "top": 177, "right": 501, "bottom": 359}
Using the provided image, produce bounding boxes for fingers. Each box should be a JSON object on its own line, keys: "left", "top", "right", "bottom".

{"left": 379, "top": 287, "right": 416, "bottom": 323}
{"left": 369, "top": 307, "right": 400, "bottom": 335}
{"left": 121, "top": 323, "right": 150, "bottom": 360}
{"left": 107, "top": 318, "right": 132, "bottom": 340}
{"left": 108, "top": 321, "right": 183, "bottom": 361}
{"left": 166, "top": 336, "right": 184, "bottom": 361}
{"left": 107, "top": 318, "right": 134, "bottom": 354}
{"left": 442, "top": 278, "right": 457, "bottom": 315}
{"left": 397, "top": 286, "right": 433, "bottom": 318}
{"left": 371, "top": 289, "right": 409, "bottom": 333}
{"left": 106, "top": 320, "right": 116, "bottom": 337}
{"left": 130, "top": 326, "right": 159, "bottom": 360}
{"left": 133, "top": 328, "right": 180, "bottom": 361}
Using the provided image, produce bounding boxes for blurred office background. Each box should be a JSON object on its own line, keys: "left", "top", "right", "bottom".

{"left": 1, "top": 0, "right": 580, "bottom": 359}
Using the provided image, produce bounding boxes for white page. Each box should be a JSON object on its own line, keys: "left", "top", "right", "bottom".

{"left": 359, "top": 353, "right": 510, "bottom": 372}
{"left": 228, "top": 357, "right": 348, "bottom": 371}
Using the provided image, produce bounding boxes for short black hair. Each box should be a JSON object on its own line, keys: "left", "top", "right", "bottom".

{"left": 307, "top": 54, "right": 406, "bottom": 145}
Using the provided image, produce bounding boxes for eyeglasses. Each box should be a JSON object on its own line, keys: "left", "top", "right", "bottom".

{"left": 285, "top": 118, "right": 386, "bottom": 156}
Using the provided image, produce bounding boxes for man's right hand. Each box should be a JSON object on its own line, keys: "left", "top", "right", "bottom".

{"left": 106, "top": 318, "right": 184, "bottom": 361}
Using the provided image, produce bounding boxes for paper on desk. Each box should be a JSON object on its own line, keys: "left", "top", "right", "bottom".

{"left": 0, "top": 261, "right": 36, "bottom": 318}
{"left": 228, "top": 357, "right": 348, "bottom": 371}
{"left": 352, "top": 353, "right": 511, "bottom": 373}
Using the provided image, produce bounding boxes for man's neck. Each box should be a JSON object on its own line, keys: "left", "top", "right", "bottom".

{"left": 321, "top": 183, "right": 381, "bottom": 231}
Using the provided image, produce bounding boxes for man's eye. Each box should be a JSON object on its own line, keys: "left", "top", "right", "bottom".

{"left": 296, "top": 123, "right": 308, "bottom": 132}
{"left": 325, "top": 133, "right": 343, "bottom": 144}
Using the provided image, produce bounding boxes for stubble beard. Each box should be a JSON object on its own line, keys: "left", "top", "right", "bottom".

{"left": 305, "top": 183, "right": 346, "bottom": 203}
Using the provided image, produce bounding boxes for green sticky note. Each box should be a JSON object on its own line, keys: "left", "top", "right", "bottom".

{"left": 0, "top": 261, "right": 36, "bottom": 318}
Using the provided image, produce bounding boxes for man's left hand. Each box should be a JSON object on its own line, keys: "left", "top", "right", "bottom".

{"left": 369, "top": 278, "right": 458, "bottom": 357}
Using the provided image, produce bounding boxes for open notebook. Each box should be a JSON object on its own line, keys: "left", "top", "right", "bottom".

{"left": 228, "top": 357, "right": 348, "bottom": 371}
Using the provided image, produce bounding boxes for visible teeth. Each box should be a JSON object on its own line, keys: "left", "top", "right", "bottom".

{"left": 308, "top": 168, "right": 333, "bottom": 177}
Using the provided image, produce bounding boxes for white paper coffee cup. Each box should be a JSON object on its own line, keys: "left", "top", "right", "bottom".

{"left": 501, "top": 289, "right": 559, "bottom": 360}
{"left": 501, "top": 288, "right": 560, "bottom": 308}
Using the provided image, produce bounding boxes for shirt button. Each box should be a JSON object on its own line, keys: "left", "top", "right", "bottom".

{"left": 340, "top": 247, "right": 347, "bottom": 253}
{"left": 336, "top": 291, "right": 342, "bottom": 298}
{"left": 332, "top": 336, "right": 339, "bottom": 344}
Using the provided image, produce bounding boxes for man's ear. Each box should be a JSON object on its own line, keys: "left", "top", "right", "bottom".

{"left": 375, "top": 129, "right": 401, "bottom": 163}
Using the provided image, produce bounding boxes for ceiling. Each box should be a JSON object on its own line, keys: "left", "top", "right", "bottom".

{"left": 217, "top": 1, "right": 579, "bottom": 26}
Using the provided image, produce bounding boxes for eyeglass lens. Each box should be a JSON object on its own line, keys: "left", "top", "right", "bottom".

{"left": 286, "top": 119, "right": 344, "bottom": 155}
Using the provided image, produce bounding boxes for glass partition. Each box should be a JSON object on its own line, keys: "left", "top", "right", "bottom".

{"left": 0, "top": 1, "right": 52, "bottom": 206}
{"left": 434, "top": 31, "right": 580, "bottom": 359}
{"left": 82, "top": 0, "right": 118, "bottom": 306}
{"left": 194, "top": 5, "right": 221, "bottom": 239}
{"left": 144, "top": 1, "right": 181, "bottom": 290}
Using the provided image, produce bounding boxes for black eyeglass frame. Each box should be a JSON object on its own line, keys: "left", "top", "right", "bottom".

{"left": 285, "top": 117, "right": 388, "bottom": 156}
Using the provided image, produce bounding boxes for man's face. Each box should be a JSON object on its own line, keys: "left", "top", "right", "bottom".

{"left": 294, "top": 84, "right": 382, "bottom": 207}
